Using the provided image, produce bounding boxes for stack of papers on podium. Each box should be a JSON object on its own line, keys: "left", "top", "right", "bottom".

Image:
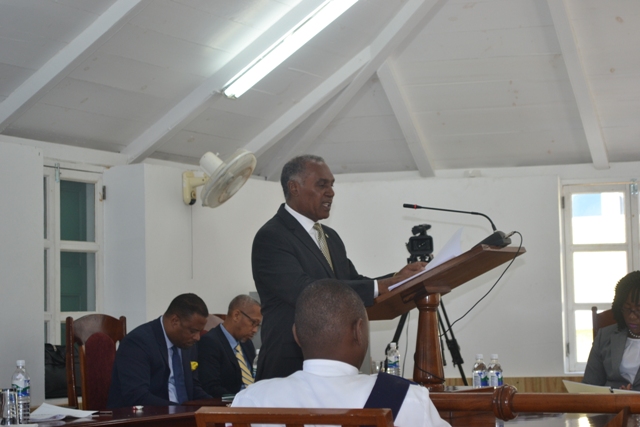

{"left": 563, "top": 380, "right": 640, "bottom": 394}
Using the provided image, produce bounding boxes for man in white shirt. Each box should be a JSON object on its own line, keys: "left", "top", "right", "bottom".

{"left": 232, "top": 279, "right": 449, "bottom": 427}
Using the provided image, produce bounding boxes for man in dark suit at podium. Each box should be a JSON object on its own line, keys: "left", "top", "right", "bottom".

{"left": 198, "top": 295, "right": 261, "bottom": 397}
{"left": 252, "top": 155, "right": 426, "bottom": 380}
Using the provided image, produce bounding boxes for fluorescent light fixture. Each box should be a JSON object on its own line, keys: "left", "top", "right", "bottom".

{"left": 222, "top": 0, "right": 359, "bottom": 99}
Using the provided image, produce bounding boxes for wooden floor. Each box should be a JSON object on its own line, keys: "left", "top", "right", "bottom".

{"left": 445, "top": 376, "right": 584, "bottom": 393}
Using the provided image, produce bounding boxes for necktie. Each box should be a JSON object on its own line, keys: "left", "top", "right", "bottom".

{"left": 171, "top": 346, "right": 188, "bottom": 404}
{"left": 235, "top": 343, "right": 254, "bottom": 386}
{"left": 313, "top": 223, "right": 333, "bottom": 271}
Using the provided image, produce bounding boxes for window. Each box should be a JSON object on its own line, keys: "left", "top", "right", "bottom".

{"left": 563, "top": 182, "right": 640, "bottom": 372}
{"left": 44, "top": 163, "right": 104, "bottom": 345}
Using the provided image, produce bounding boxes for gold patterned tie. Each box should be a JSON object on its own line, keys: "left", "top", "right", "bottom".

{"left": 313, "top": 223, "right": 333, "bottom": 271}
{"left": 235, "top": 343, "right": 254, "bottom": 386}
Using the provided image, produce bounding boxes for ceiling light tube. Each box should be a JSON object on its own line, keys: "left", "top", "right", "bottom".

{"left": 222, "top": 0, "right": 359, "bottom": 99}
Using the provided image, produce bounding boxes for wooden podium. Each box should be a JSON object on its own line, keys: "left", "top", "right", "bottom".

{"left": 367, "top": 244, "right": 525, "bottom": 390}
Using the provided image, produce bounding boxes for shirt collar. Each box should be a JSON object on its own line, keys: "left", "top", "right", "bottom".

{"left": 220, "top": 324, "right": 239, "bottom": 349}
{"left": 285, "top": 203, "right": 316, "bottom": 233}
{"left": 159, "top": 315, "right": 174, "bottom": 350}
{"left": 302, "top": 359, "right": 359, "bottom": 377}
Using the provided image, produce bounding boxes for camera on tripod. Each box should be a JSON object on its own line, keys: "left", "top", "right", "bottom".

{"left": 406, "top": 224, "right": 434, "bottom": 263}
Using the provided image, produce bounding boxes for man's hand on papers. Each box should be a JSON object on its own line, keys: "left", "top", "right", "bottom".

{"left": 378, "top": 261, "right": 428, "bottom": 295}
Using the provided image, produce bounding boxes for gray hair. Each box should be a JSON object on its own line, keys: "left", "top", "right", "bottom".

{"left": 280, "top": 155, "right": 325, "bottom": 200}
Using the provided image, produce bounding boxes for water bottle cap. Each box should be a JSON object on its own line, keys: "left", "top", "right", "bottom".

{"left": 476, "top": 354, "right": 483, "bottom": 359}
{"left": 491, "top": 354, "right": 499, "bottom": 359}
{"left": 16, "top": 360, "right": 25, "bottom": 367}
{"left": 390, "top": 342, "right": 397, "bottom": 349}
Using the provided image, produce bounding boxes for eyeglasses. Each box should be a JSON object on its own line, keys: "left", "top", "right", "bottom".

{"left": 622, "top": 306, "right": 640, "bottom": 317}
{"left": 240, "top": 310, "right": 262, "bottom": 328}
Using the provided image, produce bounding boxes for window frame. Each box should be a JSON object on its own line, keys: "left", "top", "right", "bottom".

{"left": 562, "top": 181, "right": 640, "bottom": 372}
{"left": 43, "top": 162, "right": 104, "bottom": 345}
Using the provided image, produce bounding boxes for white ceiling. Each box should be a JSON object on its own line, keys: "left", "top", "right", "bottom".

{"left": 0, "top": 0, "right": 638, "bottom": 180}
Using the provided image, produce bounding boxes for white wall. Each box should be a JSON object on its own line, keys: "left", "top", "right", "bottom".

{"left": 0, "top": 142, "right": 45, "bottom": 403}
{"left": 327, "top": 175, "right": 562, "bottom": 379}
{"left": 104, "top": 160, "right": 563, "bottom": 378}
{"left": 104, "top": 162, "right": 282, "bottom": 328}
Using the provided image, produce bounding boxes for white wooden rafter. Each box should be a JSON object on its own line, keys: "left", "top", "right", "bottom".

{"left": 546, "top": 0, "right": 609, "bottom": 169}
{"left": 377, "top": 60, "right": 435, "bottom": 177}
{"left": 121, "top": 0, "right": 326, "bottom": 163}
{"left": 256, "top": 0, "right": 448, "bottom": 180}
{"left": 0, "top": 0, "right": 149, "bottom": 132}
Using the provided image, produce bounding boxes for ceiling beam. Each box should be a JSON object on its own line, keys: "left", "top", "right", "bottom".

{"left": 546, "top": 0, "right": 609, "bottom": 169}
{"left": 243, "top": 48, "right": 370, "bottom": 156}
{"left": 258, "top": 0, "right": 448, "bottom": 180}
{"left": 121, "top": 0, "right": 326, "bottom": 163}
{"left": 377, "top": 60, "right": 435, "bottom": 177}
{"left": 0, "top": 0, "right": 148, "bottom": 133}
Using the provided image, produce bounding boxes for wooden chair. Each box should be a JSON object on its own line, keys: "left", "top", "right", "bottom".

{"left": 66, "top": 314, "right": 127, "bottom": 410}
{"left": 592, "top": 306, "right": 616, "bottom": 340}
{"left": 195, "top": 407, "right": 394, "bottom": 427}
{"left": 201, "top": 314, "right": 226, "bottom": 336}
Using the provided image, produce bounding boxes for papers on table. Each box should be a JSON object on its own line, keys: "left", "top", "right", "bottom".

{"left": 388, "top": 228, "right": 463, "bottom": 292}
{"left": 30, "top": 402, "right": 97, "bottom": 421}
{"left": 562, "top": 380, "right": 640, "bottom": 394}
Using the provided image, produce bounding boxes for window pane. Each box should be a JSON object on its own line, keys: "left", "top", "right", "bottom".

{"left": 60, "top": 181, "right": 95, "bottom": 242}
{"left": 574, "top": 252, "right": 627, "bottom": 303}
{"left": 60, "top": 252, "right": 96, "bottom": 312}
{"left": 60, "top": 323, "right": 66, "bottom": 346}
{"left": 572, "top": 192, "right": 625, "bottom": 244}
{"left": 575, "top": 310, "right": 594, "bottom": 363}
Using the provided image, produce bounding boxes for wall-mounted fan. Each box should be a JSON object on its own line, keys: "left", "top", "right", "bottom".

{"left": 182, "top": 149, "right": 257, "bottom": 208}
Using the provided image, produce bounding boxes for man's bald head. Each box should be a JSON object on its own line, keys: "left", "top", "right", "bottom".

{"left": 293, "top": 279, "right": 368, "bottom": 367}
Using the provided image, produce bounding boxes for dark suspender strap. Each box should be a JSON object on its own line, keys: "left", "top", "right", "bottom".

{"left": 363, "top": 372, "right": 411, "bottom": 422}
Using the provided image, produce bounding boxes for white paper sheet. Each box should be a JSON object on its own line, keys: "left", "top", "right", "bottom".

{"left": 30, "top": 402, "right": 97, "bottom": 420}
{"left": 388, "top": 228, "right": 463, "bottom": 292}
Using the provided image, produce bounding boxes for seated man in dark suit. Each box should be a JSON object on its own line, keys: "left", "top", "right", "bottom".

{"left": 198, "top": 295, "right": 261, "bottom": 397}
{"left": 107, "top": 293, "right": 212, "bottom": 408}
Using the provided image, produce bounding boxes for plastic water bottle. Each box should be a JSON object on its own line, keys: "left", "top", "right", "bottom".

{"left": 252, "top": 349, "right": 259, "bottom": 378}
{"left": 11, "top": 360, "right": 30, "bottom": 423}
{"left": 471, "top": 354, "right": 488, "bottom": 388}
{"left": 386, "top": 342, "right": 401, "bottom": 376}
{"left": 488, "top": 354, "right": 503, "bottom": 387}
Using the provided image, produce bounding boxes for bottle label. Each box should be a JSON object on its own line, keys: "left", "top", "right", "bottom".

{"left": 472, "top": 370, "right": 488, "bottom": 388}
{"left": 489, "top": 371, "right": 503, "bottom": 387}
{"left": 12, "top": 378, "right": 30, "bottom": 398}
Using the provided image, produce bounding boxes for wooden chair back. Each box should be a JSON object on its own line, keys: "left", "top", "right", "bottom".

{"left": 592, "top": 306, "right": 616, "bottom": 340}
{"left": 195, "top": 406, "right": 394, "bottom": 427}
{"left": 65, "top": 314, "right": 126, "bottom": 409}
{"left": 201, "top": 314, "right": 226, "bottom": 335}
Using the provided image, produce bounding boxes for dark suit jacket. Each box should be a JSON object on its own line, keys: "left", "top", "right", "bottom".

{"left": 197, "top": 325, "right": 256, "bottom": 397}
{"left": 252, "top": 204, "right": 376, "bottom": 380}
{"left": 107, "top": 318, "right": 210, "bottom": 408}
{"left": 583, "top": 324, "right": 640, "bottom": 390}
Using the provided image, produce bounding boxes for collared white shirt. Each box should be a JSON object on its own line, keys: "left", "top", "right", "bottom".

{"left": 621, "top": 337, "right": 640, "bottom": 384}
{"left": 232, "top": 359, "right": 450, "bottom": 427}
{"left": 159, "top": 315, "right": 179, "bottom": 403}
{"left": 284, "top": 203, "right": 379, "bottom": 297}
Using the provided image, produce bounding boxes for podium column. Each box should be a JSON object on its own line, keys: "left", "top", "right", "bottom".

{"left": 413, "top": 293, "right": 445, "bottom": 390}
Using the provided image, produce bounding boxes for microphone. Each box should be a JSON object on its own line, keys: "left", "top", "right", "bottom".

{"left": 403, "top": 203, "right": 512, "bottom": 247}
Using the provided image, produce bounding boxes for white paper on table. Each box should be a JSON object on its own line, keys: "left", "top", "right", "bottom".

{"left": 30, "top": 402, "right": 97, "bottom": 420}
{"left": 388, "top": 227, "right": 464, "bottom": 292}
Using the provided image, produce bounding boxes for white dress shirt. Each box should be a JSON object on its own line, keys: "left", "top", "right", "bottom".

{"left": 284, "top": 204, "right": 379, "bottom": 297}
{"left": 232, "top": 359, "right": 450, "bottom": 427}
{"left": 620, "top": 338, "right": 640, "bottom": 384}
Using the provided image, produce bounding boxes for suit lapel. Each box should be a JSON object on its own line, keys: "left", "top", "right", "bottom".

{"left": 611, "top": 329, "right": 627, "bottom": 379}
{"left": 277, "top": 204, "right": 335, "bottom": 277}
{"left": 215, "top": 327, "right": 240, "bottom": 374}
{"left": 152, "top": 318, "right": 170, "bottom": 368}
